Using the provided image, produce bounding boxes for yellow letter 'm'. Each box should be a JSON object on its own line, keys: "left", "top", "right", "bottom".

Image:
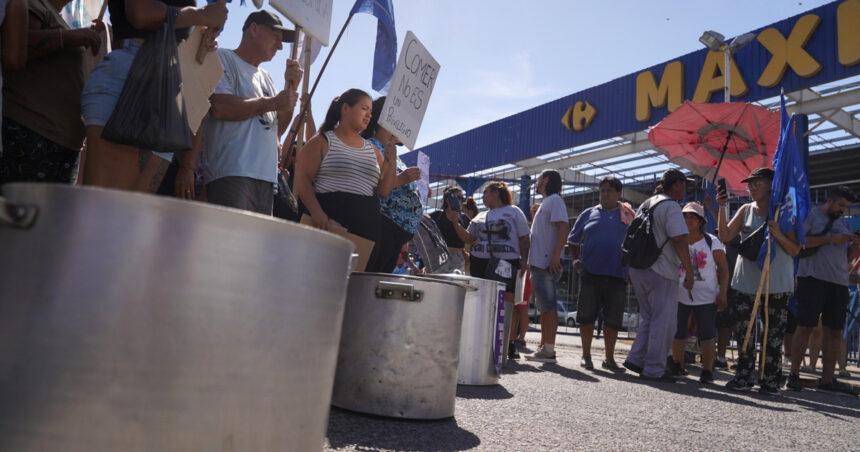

{"left": 636, "top": 61, "right": 684, "bottom": 122}
{"left": 757, "top": 14, "right": 823, "bottom": 87}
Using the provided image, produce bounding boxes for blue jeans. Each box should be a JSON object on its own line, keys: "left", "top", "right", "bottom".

{"left": 530, "top": 266, "right": 560, "bottom": 312}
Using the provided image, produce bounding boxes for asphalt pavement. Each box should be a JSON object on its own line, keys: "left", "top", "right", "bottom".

{"left": 324, "top": 327, "right": 860, "bottom": 451}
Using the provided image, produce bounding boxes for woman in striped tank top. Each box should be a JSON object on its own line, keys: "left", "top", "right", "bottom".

{"left": 295, "top": 89, "right": 397, "bottom": 270}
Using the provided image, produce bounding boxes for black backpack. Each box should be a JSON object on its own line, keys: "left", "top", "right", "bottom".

{"left": 621, "top": 196, "right": 673, "bottom": 269}
{"left": 412, "top": 214, "right": 453, "bottom": 273}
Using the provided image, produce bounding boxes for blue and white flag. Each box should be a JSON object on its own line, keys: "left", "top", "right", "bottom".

{"left": 350, "top": 0, "right": 396, "bottom": 94}
{"left": 757, "top": 91, "right": 810, "bottom": 268}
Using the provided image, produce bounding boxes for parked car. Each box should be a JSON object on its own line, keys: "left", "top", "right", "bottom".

{"left": 622, "top": 312, "right": 639, "bottom": 331}
{"left": 529, "top": 301, "right": 576, "bottom": 327}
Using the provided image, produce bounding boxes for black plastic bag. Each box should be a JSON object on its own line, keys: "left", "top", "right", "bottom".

{"left": 102, "top": 7, "right": 192, "bottom": 153}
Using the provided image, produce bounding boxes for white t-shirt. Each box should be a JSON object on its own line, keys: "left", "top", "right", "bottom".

{"left": 468, "top": 205, "right": 531, "bottom": 260}
{"left": 203, "top": 49, "right": 280, "bottom": 184}
{"left": 677, "top": 233, "right": 725, "bottom": 306}
{"left": 528, "top": 193, "right": 568, "bottom": 269}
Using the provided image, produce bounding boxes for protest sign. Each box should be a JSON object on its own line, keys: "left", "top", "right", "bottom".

{"left": 178, "top": 27, "right": 224, "bottom": 134}
{"left": 379, "top": 31, "right": 440, "bottom": 150}
{"left": 417, "top": 151, "right": 430, "bottom": 204}
{"left": 270, "top": 0, "right": 333, "bottom": 46}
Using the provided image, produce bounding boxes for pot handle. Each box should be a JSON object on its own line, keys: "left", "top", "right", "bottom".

{"left": 0, "top": 195, "right": 38, "bottom": 229}
{"left": 376, "top": 281, "right": 423, "bottom": 302}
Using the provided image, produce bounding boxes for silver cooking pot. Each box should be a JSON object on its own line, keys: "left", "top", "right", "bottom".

{"left": 331, "top": 273, "right": 470, "bottom": 420}
{"left": 0, "top": 183, "right": 355, "bottom": 451}
{"left": 424, "top": 274, "right": 506, "bottom": 385}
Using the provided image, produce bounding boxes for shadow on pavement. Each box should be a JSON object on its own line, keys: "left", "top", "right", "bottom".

{"left": 326, "top": 407, "right": 481, "bottom": 451}
{"left": 502, "top": 360, "right": 600, "bottom": 382}
{"left": 456, "top": 384, "right": 514, "bottom": 400}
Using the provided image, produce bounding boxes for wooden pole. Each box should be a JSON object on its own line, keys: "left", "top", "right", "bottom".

{"left": 286, "top": 14, "right": 355, "bottom": 155}
{"left": 298, "top": 33, "right": 312, "bottom": 150}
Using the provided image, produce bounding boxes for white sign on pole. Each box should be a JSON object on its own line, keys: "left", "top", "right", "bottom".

{"left": 417, "top": 151, "right": 430, "bottom": 204}
{"left": 379, "top": 31, "right": 440, "bottom": 150}
{"left": 269, "top": 0, "right": 333, "bottom": 46}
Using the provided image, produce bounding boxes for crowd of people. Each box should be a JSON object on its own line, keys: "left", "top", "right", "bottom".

{"left": 0, "top": 1, "right": 857, "bottom": 399}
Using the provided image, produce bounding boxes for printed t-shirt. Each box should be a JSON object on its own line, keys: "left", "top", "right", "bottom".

{"left": 677, "top": 234, "right": 725, "bottom": 305}
{"left": 468, "top": 205, "right": 530, "bottom": 260}
{"left": 203, "top": 49, "right": 279, "bottom": 184}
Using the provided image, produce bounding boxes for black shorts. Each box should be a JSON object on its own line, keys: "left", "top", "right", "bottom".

{"left": 674, "top": 302, "right": 717, "bottom": 341}
{"left": 796, "top": 276, "right": 849, "bottom": 330}
{"left": 470, "top": 256, "right": 519, "bottom": 293}
{"left": 576, "top": 271, "right": 626, "bottom": 330}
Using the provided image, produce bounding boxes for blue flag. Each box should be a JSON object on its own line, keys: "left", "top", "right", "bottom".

{"left": 350, "top": 0, "right": 397, "bottom": 94}
{"left": 757, "top": 92, "right": 810, "bottom": 268}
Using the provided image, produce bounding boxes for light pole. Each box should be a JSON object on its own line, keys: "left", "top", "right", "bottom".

{"left": 699, "top": 31, "right": 756, "bottom": 102}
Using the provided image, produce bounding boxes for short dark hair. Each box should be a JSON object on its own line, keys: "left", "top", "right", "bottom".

{"left": 464, "top": 197, "right": 478, "bottom": 215}
{"left": 829, "top": 186, "right": 858, "bottom": 203}
{"left": 539, "top": 170, "right": 562, "bottom": 196}
{"left": 599, "top": 176, "right": 622, "bottom": 193}
{"left": 486, "top": 181, "right": 513, "bottom": 206}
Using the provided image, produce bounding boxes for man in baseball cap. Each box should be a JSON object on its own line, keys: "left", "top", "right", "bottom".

{"left": 243, "top": 10, "right": 296, "bottom": 42}
{"left": 202, "top": 10, "right": 303, "bottom": 215}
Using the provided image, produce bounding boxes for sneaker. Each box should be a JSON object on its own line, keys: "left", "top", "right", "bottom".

{"left": 817, "top": 378, "right": 858, "bottom": 396}
{"left": 602, "top": 360, "right": 626, "bottom": 373}
{"left": 713, "top": 357, "right": 728, "bottom": 369}
{"left": 670, "top": 361, "right": 688, "bottom": 377}
{"left": 622, "top": 360, "right": 643, "bottom": 374}
{"left": 525, "top": 347, "right": 557, "bottom": 363}
{"left": 800, "top": 365, "right": 814, "bottom": 373}
{"left": 514, "top": 339, "right": 527, "bottom": 351}
{"left": 507, "top": 342, "right": 520, "bottom": 360}
{"left": 581, "top": 356, "right": 594, "bottom": 370}
{"left": 640, "top": 372, "right": 676, "bottom": 383}
{"left": 725, "top": 379, "right": 752, "bottom": 391}
{"left": 699, "top": 369, "right": 714, "bottom": 384}
{"left": 758, "top": 385, "right": 779, "bottom": 396}
{"left": 838, "top": 369, "right": 851, "bottom": 378}
{"left": 785, "top": 373, "right": 802, "bottom": 391}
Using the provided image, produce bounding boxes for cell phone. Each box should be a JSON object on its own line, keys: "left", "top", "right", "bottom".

{"left": 445, "top": 191, "right": 462, "bottom": 212}
{"left": 717, "top": 178, "right": 727, "bottom": 195}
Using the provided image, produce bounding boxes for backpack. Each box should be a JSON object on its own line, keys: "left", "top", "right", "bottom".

{"left": 412, "top": 214, "right": 454, "bottom": 273}
{"left": 621, "top": 196, "right": 673, "bottom": 269}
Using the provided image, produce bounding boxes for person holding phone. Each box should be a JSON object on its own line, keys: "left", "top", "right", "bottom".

{"left": 431, "top": 185, "right": 470, "bottom": 271}
{"left": 717, "top": 167, "right": 800, "bottom": 395}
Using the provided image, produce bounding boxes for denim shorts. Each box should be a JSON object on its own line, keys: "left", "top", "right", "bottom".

{"left": 530, "top": 266, "right": 561, "bottom": 312}
{"left": 81, "top": 41, "right": 172, "bottom": 162}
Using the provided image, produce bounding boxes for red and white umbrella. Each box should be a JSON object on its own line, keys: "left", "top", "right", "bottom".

{"left": 648, "top": 101, "right": 781, "bottom": 195}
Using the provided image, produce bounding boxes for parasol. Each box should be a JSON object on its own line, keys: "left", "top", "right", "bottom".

{"left": 648, "top": 101, "right": 781, "bottom": 195}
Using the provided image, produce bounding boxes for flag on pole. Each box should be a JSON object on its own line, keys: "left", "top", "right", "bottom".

{"left": 757, "top": 91, "right": 810, "bottom": 268}
{"left": 350, "top": 0, "right": 396, "bottom": 94}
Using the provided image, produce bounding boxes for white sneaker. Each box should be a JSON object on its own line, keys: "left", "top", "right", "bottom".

{"left": 525, "top": 347, "right": 557, "bottom": 363}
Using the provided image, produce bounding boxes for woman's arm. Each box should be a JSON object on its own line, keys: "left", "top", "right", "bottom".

{"left": 445, "top": 209, "right": 476, "bottom": 245}
{"left": 125, "top": 0, "right": 227, "bottom": 31}
{"left": 769, "top": 222, "right": 801, "bottom": 257}
{"left": 295, "top": 135, "right": 328, "bottom": 229}
{"left": 518, "top": 234, "right": 530, "bottom": 277}
{"left": 2, "top": 0, "right": 28, "bottom": 70}
{"left": 718, "top": 203, "right": 746, "bottom": 244}
{"left": 373, "top": 143, "right": 396, "bottom": 196}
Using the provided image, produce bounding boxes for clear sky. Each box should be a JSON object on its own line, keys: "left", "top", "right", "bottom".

{"left": 214, "top": 0, "right": 834, "bottom": 151}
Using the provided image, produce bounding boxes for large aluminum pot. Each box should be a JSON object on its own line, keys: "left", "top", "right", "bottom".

{"left": 426, "top": 274, "right": 505, "bottom": 385}
{"left": 0, "top": 183, "right": 355, "bottom": 452}
{"left": 331, "top": 273, "right": 468, "bottom": 420}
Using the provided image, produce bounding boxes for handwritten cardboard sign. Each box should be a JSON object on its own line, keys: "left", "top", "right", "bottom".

{"left": 417, "top": 151, "right": 430, "bottom": 204}
{"left": 270, "top": 0, "right": 333, "bottom": 46}
{"left": 380, "top": 31, "right": 440, "bottom": 150}
{"left": 178, "top": 26, "right": 224, "bottom": 134}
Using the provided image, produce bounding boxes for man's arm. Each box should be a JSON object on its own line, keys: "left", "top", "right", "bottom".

{"left": 209, "top": 92, "right": 291, "bottom": 122}
{"left": 671, "top": 234, "right": 694, "bottom": 290}
{"left": 549, "top": 221, "right": 569, "bottom": 274}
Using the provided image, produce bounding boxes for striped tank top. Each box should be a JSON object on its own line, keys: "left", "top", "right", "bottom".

{"left": 314, "top": 131, "right": 381, "bottom": 196}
